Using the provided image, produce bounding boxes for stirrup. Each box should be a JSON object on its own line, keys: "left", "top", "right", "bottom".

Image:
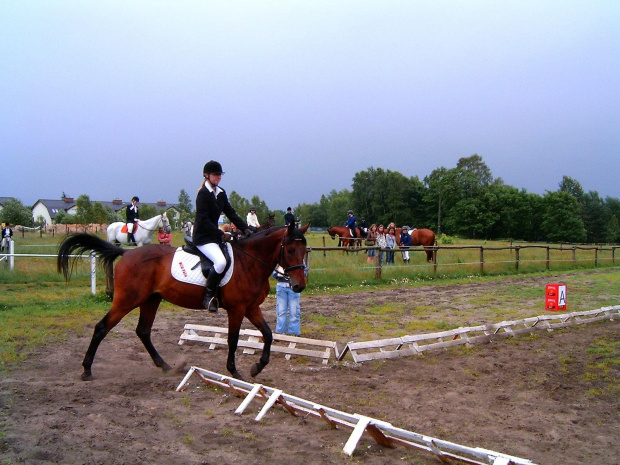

{"left": 204, "top": 295, "right": 218, "bottom": 313}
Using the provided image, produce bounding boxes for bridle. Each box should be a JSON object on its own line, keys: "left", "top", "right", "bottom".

{"left": 232, "top": 228, "right": 306, "bottom": 278}
{"left": 137, "top": 213, "right": 170, "bottom": 233}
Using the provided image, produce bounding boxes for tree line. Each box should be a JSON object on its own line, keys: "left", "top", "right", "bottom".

{"left": 292, "top": 155, "right": 620, "bottom": 243}
{"left": 2, "top": 154, "right": 618, "bottom": 243}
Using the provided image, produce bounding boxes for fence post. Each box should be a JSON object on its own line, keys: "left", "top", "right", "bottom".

{"left": 375, "top": 247, "right": 381, "bottom": 279}
{"left": 572, "top": 246, "right": 576, "bottom": 262}
{"left": 479, "top": 247, "right": 484, "bottom": 274}
{"left": 514, "top": 246, "right": 520, "bottom": 271}
{"left": 322, "top": 236, "right": 326, "bottom": 257}
{"left": 432, "top": 247, "right": 437, "bottom": 274}
{"left": 594, "top": 247, "right": 598, "bottom": 267}
{"left": 90, "top": 252, "right": 96, "bottom": 295}
{"left": 9, "top": 240, "right": 15, "bottom": 270}
{"left": 546, "top": 247, "right": 550, "bottom": 270}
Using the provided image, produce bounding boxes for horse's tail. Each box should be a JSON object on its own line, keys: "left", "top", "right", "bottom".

{"left": 57, "top": 233, "right": 125, "bottom": 281}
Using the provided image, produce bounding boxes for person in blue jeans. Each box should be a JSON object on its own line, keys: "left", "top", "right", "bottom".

{"left": 272, "top": 265, "right": 302, "bottom": 336}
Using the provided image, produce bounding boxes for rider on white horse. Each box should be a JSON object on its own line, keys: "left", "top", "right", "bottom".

{"left": 1, "top": 223, "right": 13, "bottom": 253}
{"left": 126, "top": 196, "right": 140, "bottom": 246}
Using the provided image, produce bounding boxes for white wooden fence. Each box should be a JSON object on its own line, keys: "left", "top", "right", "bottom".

{"left": 176, "top": 366, "right": 537, "bottom": 465}
{"left": 178, "top": 324, "right": 340, "bottom": 363}
{"left": 337, "top": 306, "right": 620, "bottom": 363}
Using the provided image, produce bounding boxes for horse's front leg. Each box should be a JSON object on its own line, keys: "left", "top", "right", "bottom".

{"left": 245, "top": 305, "right": 272, "bottom": 378}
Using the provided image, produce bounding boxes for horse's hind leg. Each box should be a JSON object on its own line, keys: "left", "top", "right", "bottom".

{"left": 136, "top": 294, "right": 171, "bottom": 372}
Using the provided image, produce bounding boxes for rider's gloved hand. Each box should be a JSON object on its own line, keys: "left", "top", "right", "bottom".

{"left": 244, "top": 229, "right": 253, "bottom": 237}
{"left": 222, "top": 232, "right": 234, "bottom": 242}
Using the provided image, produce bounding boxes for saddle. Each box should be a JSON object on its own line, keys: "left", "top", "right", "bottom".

{"left": 182, "top": 236, "right": 232, "bottom": 279}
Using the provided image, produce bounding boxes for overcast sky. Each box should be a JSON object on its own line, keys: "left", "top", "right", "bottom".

{"left": 2, "top": 1, "right": 619, "bottom": 212}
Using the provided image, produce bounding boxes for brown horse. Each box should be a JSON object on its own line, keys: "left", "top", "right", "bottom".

{"left": 57, "top": 223, "right": 309, "bottom": 381}
{"left": 327, "top": 226, "right": 361, "bottom": 248}
{"left": 395, "top": 228, "right": 436, "bottom": 261}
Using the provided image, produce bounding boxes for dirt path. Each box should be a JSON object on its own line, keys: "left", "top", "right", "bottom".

{"left": 1, "top": 274, "right": 618, "bottom": 465}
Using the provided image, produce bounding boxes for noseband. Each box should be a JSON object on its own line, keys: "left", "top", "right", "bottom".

{"left": 277, "top": 230, "right": 306, "bottom": 275}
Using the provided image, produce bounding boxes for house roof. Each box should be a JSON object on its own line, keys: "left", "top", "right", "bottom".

{"left": 33, "top": 198, "right": 180, "bottom": 220}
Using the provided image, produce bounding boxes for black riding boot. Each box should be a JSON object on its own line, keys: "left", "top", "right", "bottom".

{"left": 203, "top": 268, "right": 222, "bottom": 313}
{"left": 127, "top": 233, "right": 137, "bottom": 246}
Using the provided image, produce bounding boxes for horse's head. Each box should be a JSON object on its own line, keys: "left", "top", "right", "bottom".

{"left": 327, "top": 226, "right": 337, "bottom": 240}
{"left": 279, "top": 223, "right": 309, "bottom": 293}
{"left": 160, "top": 212, "right": 171, "bottom": 233}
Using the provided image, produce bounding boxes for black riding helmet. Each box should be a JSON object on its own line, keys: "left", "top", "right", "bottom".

{"left": 203, "top": 160, "right": 224, "bottom": 174}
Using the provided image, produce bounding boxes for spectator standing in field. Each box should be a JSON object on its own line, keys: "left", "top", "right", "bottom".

{"left": 272, "top": 265, "right": 303, "bottom": 336}
{"left": 400, "top": 226, "right": 412, "bottom": 263}
{"left": 158, "top": 227, "right": 172, "bottom": 246}
{"left": 365, "top": 223, "right": 378, "bottom": 263}
{"left": 386, "top": 226, "right": 396, "bottom": 264}
{"left": 126, "top": 196, "right": 140, "bottom": 246}
{"left": 246, "top": 207, "right": 260, "bottom": 230}
{"left": 376, "top": 224, "right": 387, "bottom": 263}
{"left": 284, "top": 207, "right": 295, "bottom": 226}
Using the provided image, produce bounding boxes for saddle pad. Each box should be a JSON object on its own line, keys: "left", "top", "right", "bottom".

{"left": 120, "top": 224, "right": 139, "bottom": 233}
{"left": 170, "top": 244, "right": 234, "bottom": 287}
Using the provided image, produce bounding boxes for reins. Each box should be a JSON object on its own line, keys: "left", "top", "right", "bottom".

{"left": 137, "top": 213, "right": 170, "bottom": 232}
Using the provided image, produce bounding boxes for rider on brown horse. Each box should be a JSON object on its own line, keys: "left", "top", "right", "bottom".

{"left": 193, "top": 160, "right": 252, "bottom": 312}
{"left": 345, "top": 209, "right": 358, "bottom": 239}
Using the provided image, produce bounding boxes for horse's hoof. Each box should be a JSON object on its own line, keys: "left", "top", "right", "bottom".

{"left": 250, "top": 363, "right": 263, "bottom": 378}
{"left": 161, "top": 362, "right": 172, "bottom": 372}
{"left": 81, "top": 372, "right": 94, "bottom": 381}
{"left": 231, "top": 371, "right": 244, "bottom": 380}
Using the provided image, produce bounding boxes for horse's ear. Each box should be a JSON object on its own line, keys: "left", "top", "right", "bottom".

{"left": 300, "top": 223, "right": 310, "bottom": 234}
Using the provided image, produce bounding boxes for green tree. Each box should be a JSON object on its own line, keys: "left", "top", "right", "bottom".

{"left": 580, "top": 191, "right": 607, "bottom": 243}
{"left": 605, "top": 215, "right": 620, "bottom": 243}
{"left": 352, "top": 167, "right": 426, "bottom": 227}
{"left": 140, "top": 204, "right": 157, "bottom": 221}
{"left": 74, "top": 194, "right": 93, "bottom": 223}
{"left": 423, "top": 166, "right": 453, "bottom": 235}
{"left": 177, "top": 189, "right": 194, "bottom": 221}
{"left": 0, "top": 198, "right": 33, "bottom": 226}
{"left": 540, "top": 191, "right": 587, "bottom": 242}
{"left": 559, "top": 176, "right": 584, "bottom": 199}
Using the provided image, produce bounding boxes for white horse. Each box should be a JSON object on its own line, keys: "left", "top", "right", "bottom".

{"left": 106, "top": 212, "right": 171, "bottom": 247}
{"left": 181, "top": 220, "right": 194, "bottom": 237}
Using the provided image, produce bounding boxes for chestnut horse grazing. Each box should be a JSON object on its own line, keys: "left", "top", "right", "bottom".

{"left": 57, "top": 223, "right": 309, "bottom": 381}
{"left": 327, "top": 226, "right": 360, "bottom": 248}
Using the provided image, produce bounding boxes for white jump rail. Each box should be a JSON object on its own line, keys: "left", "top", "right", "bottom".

{"left": 178, "top": 324, "right": 340, "bottom": 363}
{"left": 338, "top": 306, "right": 620, "bottom": 363}
{"left": 176, "top": 366, "right": 537, "bottom": 465}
